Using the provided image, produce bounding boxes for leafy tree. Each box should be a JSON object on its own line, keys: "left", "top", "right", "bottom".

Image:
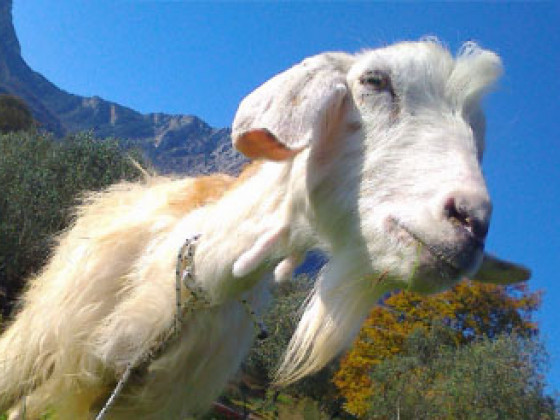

{"left": 364, "top": 327, "right": 557, "bottom": 419}
{"left": 0, "top": 130, "right": 145, "bottom": 316}
{"left": 333, "top": 281, "right": 542, "bottom": 417}
{"left": 0, "top": 94, "right": 34, "bottom": 133}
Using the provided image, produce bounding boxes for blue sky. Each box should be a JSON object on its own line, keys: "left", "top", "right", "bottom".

{"left": 13, "top": 1, "right": 560, "bottom": 393}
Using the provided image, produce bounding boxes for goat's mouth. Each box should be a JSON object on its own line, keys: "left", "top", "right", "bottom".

{"left": 387, "top": 217, "right": 484, "bottom": 291}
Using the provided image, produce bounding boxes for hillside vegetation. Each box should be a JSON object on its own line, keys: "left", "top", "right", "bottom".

{"left": 0, "top": 128, "right": 145, "bottom": 315}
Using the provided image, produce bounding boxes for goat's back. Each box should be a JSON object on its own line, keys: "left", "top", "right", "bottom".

{"left": 0, "top": 173, "right": 236, "bottom": 416}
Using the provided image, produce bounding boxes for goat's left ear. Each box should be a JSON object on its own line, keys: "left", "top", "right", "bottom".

{"left": 234, "top": 128, "right": 304, "bottom": 162}
{"left": 232, "top": 52, "right": 353, "bottom": 161}
{"left": 471, "top": 253, "right": 531, "bottom": 285}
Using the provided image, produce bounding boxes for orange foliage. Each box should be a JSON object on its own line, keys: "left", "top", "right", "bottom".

{"left": 333, "top": 280, "right": 541, "bottom": 417}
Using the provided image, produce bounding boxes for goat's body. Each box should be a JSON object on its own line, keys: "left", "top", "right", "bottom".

{"left": 0, "top": 172, "right": 274, "bottom": 418}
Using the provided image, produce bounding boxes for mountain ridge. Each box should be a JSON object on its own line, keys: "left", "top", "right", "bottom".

{"left": 0, "top": 0, "right": 246, "bottom": 174}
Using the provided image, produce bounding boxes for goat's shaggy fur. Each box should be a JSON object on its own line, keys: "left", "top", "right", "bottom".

{"left": 0, "top": 40, "right": 529, "bottom": 418}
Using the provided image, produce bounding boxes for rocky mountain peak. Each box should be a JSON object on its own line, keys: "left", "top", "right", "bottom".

{"left": 0, "top": 0, "right": 20, "bottom": 56}
{"left": 0, "top": 1, "right": 247, "bottom": 174}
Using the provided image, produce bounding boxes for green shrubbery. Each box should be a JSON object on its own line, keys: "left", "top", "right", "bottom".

{"left": 240, "top": 279, "right": 558, "bottom": 419}
{"left": 0, "top": 94, "right": 34, "bottom": 134}
{"left": 0, "top": 130, "right": 145, "bottom": 316}
{"left": 364, "top": 328, "right": 557, "bottom": 419}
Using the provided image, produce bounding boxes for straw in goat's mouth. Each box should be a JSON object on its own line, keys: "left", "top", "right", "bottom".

{"left": 390, "top": 217, "right": 462, "bottom": 272}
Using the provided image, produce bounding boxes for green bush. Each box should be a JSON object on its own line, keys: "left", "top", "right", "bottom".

{"left": 0, "top": 94, "right": 34, "bottom": 134}
{"left": 0, "top": 130, "right": 145, "bottom": 316}
{"left": 365, "top": 326, "right": 558, "bottom": 419}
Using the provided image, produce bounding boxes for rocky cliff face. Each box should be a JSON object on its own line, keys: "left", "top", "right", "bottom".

{"left": 0, "top": 1, "right": 246, "bottom": 174}
{"left": 0, "top": 0, "right": 20, "bottom": 56}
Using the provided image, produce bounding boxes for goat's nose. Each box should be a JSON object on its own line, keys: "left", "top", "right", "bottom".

{"left": 443, "top": 193, "right": 492, "bottom": 243}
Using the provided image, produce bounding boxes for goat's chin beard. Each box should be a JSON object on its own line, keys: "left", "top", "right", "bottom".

{"left": 274, "top": 260, "right": 378, "bottom": 386}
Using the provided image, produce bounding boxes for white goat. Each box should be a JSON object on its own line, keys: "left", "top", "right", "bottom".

{"left": 0, "top": 40, "right": 529, "bottom": 419}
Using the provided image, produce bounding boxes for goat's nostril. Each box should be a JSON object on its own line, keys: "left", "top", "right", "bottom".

{"left": 468, "top": 217, "right": 489, "bottom": 242}
{"left": 443, "top": 197, "right": 462, "bottom": 223}
{"left": 443, "top": 196, "right": 489, "bottom": 242}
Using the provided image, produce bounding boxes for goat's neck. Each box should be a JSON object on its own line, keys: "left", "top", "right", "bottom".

{"left": 188, "top": 161, "right": 313, "bottom": 302}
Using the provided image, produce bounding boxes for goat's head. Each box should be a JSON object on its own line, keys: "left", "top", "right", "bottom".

{"left": 233, "top": 40, "right": 527, "bottom": 292}
{"left": 342, "top": 41, "right": 497, "bottom": 294}
{"left": 232, "top": 40, "right": 529, "bottom": 382}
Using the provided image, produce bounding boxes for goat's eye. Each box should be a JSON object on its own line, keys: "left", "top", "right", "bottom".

{"left": 360, "top": 71, "right": 391, "bottom": 91}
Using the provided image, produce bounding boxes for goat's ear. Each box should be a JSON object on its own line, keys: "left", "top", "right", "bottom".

{"left": 232, "top": 53, "right": 352, "bottom": 161}
{"left": 471, "top": 253, "right": 531, "bottom": 285}
{"left": 234, "top": 128, "right": 304, "bottom": 162}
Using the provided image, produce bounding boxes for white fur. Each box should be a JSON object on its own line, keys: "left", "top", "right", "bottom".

{"left": 1, "top": 40, "right": 526, "bottom": 418}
